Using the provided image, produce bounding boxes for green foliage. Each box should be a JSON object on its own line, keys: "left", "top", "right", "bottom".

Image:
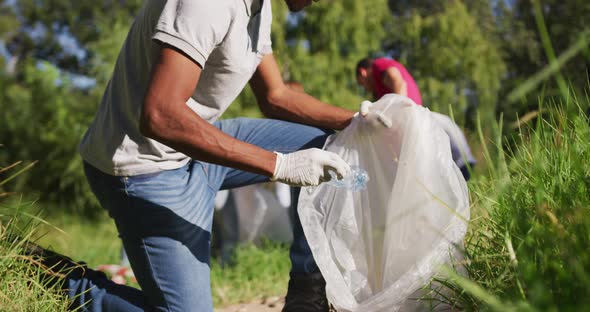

{"left": 504, "top": 0, "right": 590, "bottom": 92}
{"left": 279, "top": 0, "right": 390, "bottom": 109}
{"left": 211, "top": 241, "right": 290, "bottom": 307}
{"left": 0, "top": 62, "right": 98, "bottom": 214}
{"left": 38, "top": 212, "right": 290, "bottom": 308}
{"left": 0, "top": 220, "right": 70, "bottom": 311}
{"left": 0, "top": 4, "right": 18, "bottom": 42}
{"left": 451, "top": 98, "right": 590, "bottom": 310}
{"left": 0, "top": 0, "right": 589, "bottom": 310}
{"left": 491, "top": 0, "right": 590, "bottom": 129}
{"left": 387, "top": 0, "right": 506, "bottom": 126}
{"left": 0, "top": 161, "right": 69, "bottom": 311}
{"left": 0, "top": 0, "right": 140, "bottom": 216}
{"left": 36, "top": 211, "right": 122, "bottom": 269}
{"left": 227, "top": 0, "right": 392, "bottom": 117}
{"left": 2, "top": 0, "right": 141, "bottom": 75}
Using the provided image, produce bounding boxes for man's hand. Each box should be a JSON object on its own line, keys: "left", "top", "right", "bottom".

{"left": 356, "top": 100, "right": 393, "bottom": 136}
{"left": 271, "top": 148, "right": 351, "bottom": 186}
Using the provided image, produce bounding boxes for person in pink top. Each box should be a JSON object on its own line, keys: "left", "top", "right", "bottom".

{"left": 356, "top": 57, "right": 423, "bottom": 105}
{"left": 356, "top": 57, "right": 477, "bottom": 181}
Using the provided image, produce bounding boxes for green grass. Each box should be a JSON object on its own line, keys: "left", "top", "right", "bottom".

{"left": 0, "top": 200, "right": 69, "bottom": 311}
{"left": 211, "top": 241, "right": 290, "bottom": 307}
{"left": 443, "top": 102, "right": 590, "bottom": 311}
{"left": 36, "top": 210, "right": 122, "bottom": 269}
{"left": 3, "top": 95, "right": 590, "bottom": 311}
{"left": 1, "top": 159, "right": 290, "bottom": 310}
{"left": 34, "top": 210, "right": 290, "bottom": 308}
{"left": 0, "top": 239, "right": 69, "bottom": 311}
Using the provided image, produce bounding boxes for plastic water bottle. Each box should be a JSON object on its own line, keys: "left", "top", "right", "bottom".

{"left": 327, "top": 166, "right": 369, "bottom": 191}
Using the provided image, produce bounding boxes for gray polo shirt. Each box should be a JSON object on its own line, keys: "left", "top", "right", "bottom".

{"left": 79, "top": 0, "right": 272, "bottom": 176}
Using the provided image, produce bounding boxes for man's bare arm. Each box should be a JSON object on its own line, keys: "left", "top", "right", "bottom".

{"left": 250, "top": 54, "right": 355, "bottom": 130}
{"left": 140, "top": 46, "right": 277, "bottom": 177}
{"left": 383, "top": 67, "right": 407, "bottom": 97}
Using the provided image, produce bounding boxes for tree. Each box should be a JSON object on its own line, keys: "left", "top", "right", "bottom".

{"left": 224, "top": 0, "right": 393, "bottom": 118}
{"left": 385, "top": 0, "right": 506, "bottom": 127}
{"left": 3, "top": 0, "right": 141, "bottom": 76}
{"left": 0, "top": 0, "right": 141, "bottom": 215}
{"left": 274, "top": 0, "right": 391, "bottom": 109}
{"left": 495, "top": 0, "right": 590, "bottom": 119}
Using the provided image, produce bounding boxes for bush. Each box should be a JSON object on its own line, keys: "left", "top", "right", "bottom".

{"left": 0, "top": 61, "right": 99, "bottom": 216}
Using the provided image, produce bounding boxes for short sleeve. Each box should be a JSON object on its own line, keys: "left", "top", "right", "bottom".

{"left": 153, "top": 0, "right": 233, "bottom": 67}
{"left": 257, "top": 0, "right": 273, "bottom": 55}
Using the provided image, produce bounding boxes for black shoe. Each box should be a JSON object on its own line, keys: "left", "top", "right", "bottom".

{"left": 282, "top": 272, "right": 330, "bottom": 312}
{"left": 13, "top": 236, "right": 90, "bottom": 288}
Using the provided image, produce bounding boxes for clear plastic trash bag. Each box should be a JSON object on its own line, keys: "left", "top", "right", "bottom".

{"left": 298, "top": 94, "right": 470, "bottom": 312}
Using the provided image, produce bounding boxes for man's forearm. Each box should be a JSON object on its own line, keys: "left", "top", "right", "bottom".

{"left": 249, "top": 54, "right": 355, "bottom": 130}
{"left": 264, "top": 87, "right": 355, "bottom": 130}
{"left": 141, "top": 103, "right": 277, "bottom": 177}
{"left": 393, "top": 81, "right": 408, "bottom": 97}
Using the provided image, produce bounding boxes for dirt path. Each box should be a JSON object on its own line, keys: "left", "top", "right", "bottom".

{"left": 216, "top": 296, "right": 284, "bottom": 312}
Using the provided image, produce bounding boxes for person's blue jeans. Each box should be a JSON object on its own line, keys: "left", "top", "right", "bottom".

{"left": 68, "top": 118, "right": 331, "bottom": 311}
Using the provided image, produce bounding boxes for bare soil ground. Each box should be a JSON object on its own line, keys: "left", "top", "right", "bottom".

{"left": 216, "top": 296, "right": 284, "bottom": 312}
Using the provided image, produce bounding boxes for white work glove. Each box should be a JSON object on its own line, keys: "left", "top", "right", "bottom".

{"left": 355, "top": 100, "right": 393, "bottom": 136}
{"left": 271, "top": 148, "right": 351, "bottom": 187}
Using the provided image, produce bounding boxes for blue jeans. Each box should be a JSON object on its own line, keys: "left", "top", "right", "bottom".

{"left": 68, "top": 118, "right": 331, "bottom": 311}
